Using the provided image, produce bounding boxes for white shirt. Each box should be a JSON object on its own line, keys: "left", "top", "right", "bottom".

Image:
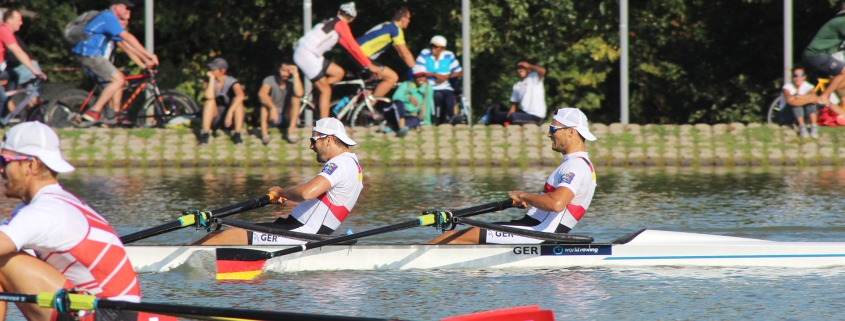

{"left": 510, "top": 72, "right": 547, "bottom": 119}
{"left": 290, "top": 152, "right": 363, "bottom": 232}
{"left": 525, "top": 151, "right": 596, "bottom": 231}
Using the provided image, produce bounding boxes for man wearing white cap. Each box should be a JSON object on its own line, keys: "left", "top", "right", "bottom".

{"left": 197, "top": 118, "right": 364, "bottom": 245}
{"left": 414, "top": 35, "right": 462, "bottom": 124}
{"left": 428, "top": 108, "right": 597, "bottom": 244}
{"left": 0, "top": 122, "right": 177, "bottom": 321}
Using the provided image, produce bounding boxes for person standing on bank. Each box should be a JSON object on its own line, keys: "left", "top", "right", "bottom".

{"left": 427, "top": 108, "right": 597, "bottom": 244}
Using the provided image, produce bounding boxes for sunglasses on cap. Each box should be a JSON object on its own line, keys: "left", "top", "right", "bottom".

{"left": 0, "top": 155, "right": 33, "bottom": 168}
{"left": 310, "top": 135, "right": 330, "bottom": 145}
{"left": 549, "top": 125, "right": 571, "bottom": 134}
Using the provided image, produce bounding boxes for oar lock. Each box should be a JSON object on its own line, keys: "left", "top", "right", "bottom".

{"left": 422, "top": 210, "right": 457, "bottom": 232}
{"left": 182, "top": 210, "right": 223, "bottom": 232}
{"left": 40, "top": 289, "right": 96, "bottom": 319}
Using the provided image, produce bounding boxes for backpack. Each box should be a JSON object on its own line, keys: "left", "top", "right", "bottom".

{"left": 62, "top": 10, "right": 102, "bottom": 48}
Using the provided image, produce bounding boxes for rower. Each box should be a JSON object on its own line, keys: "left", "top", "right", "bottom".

{"left": 428, "top": 108, "right": 598, "bottom": 244}
{"left": 0, "top": 122, "right": 176, "bottom": 321}
{"left": 195, "top": 117, "right": 363, "bottom": 245}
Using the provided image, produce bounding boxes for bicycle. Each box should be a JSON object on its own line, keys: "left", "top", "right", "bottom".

{"left": 44, "top": 67, "right": 199, "bottom": 128}
{"left": 0, "top": 79, "right": 46, "bottom": 127}
{"left": 767, "top": 77, "right": 840, "bottom": 125}
{"left": 296, "top": 76, "right": 390, "bottom": 128}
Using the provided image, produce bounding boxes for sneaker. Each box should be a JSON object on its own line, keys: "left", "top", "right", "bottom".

{"left": 479, "top": 114, "right": 489, "bottom": 125}
{"left": 82, "top": 109, "right": 101, "bottom": 122}
{"left": 232, "top": 131, "right": 243, "bottom": 145}
{"left": 396, "top": 126, "right": 409, "bottom": 138}
{"left": 198, "top": 131, "right": 210, "bottom": 145}
{"left": 798, "top": 125, "right": 809, "bottom": 138}
{"left": 383, "top": 127, "right": 393, "bottom": 134}
{"left": 810, "top": 125, "right": 819, "bottom": 139}
{"left": 262, "top": 135, "right": 272, "bottom": 145}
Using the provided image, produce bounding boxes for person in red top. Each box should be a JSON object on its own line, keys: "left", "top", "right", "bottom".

{"left": 0, "top": 9, "right": 46, "bottom": 110}
{"left": 294, "top": 2, "right": 383, "bottom": 119}
{"left": 0, "top": 122, "right": 174, "bottom": 321}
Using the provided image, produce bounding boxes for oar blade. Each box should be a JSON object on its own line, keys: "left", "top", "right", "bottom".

{"left": 215, "top": 248, "right": 272, "bottom": 280}
{"left": 441, "top": 306, "right": 555, "bottom": 321}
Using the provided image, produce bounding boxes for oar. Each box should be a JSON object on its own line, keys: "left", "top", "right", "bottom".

{"left": 120, "top": 194, "right": 276, "bottom": 244}
{"left": 0, "top": 291, "right": 405, "bottom": 321}
{"left": 217, "top": 199, "right": 517, "bottom": 262}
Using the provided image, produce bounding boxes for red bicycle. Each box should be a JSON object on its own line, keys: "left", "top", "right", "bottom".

{"left": 44, "top": 67, "right": 198, "bottom": 128}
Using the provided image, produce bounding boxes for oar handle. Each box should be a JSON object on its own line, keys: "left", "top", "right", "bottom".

{"left": 269, "top": 199, "right": 518, "bottom": 259}
{"left": 119, "top": 194, "right": 274, "bottom": 244}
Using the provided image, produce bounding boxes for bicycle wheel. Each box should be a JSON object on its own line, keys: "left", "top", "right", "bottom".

{"left": 766, "top": 95, "right": 797, "bottom": 126}
{"left": 136, "top": 90, "right": 199, "bottom": 128}
{"left": 348, "top": 101, "right": 383, "bottom": 128}
{"left": 44, "top": 89, "right": 90, "bottom": 128}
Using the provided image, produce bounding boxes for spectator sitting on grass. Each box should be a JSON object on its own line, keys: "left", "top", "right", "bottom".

{"left": 199, "top": 58, "right": 246, "bottom": 145}
{"left": 783, "top": 65, "right": 820, "bottom": 139}
{"left": 383, "top": 66, "right": 432, "bottom": 137}
{"left": 258, "top": 60, "right": 303, "bottom": 145}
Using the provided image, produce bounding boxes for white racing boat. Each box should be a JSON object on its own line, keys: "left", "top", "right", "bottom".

{"left": 126, "top": 229, "right": 845, "bottom": 279}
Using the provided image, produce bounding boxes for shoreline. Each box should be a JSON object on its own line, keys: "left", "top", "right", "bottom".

{"left": 38, "top": 123, "right": 844, "bottom": 168}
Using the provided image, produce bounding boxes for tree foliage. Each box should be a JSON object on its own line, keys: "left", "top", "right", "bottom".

{"left": 7, "top": 0, "right": 843, "bottom": 124}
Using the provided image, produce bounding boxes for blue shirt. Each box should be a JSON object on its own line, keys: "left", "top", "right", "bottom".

{"left": 71, "top": 11, "right": 125, "bottom": 57}
{"left": 415, "top": 48, "right": 462, "bottom": 91}
{"left": 356, "top": 21, "right": 405, "bottom": 60}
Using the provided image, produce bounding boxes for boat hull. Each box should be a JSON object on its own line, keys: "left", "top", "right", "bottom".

{"left": 126, "top": 230, "right": 845, "bottom": 273}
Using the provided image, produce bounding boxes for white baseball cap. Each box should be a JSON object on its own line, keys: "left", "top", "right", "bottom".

{"left": 313, "top": 118, "right": 357, "bottom": 146}
{"left": 552, "top": 108, "right": 597, "bottom": 141}
{"left": 1, "top": 122, "right": 75, "bottom": 173}
{"left": 430, "top": 35, "right": 447, "bottom": 47}
{"left": 340, "top": 2, "right": 357, "bottom": 18}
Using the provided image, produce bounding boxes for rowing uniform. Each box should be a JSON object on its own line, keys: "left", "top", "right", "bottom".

{"left": 0, "top": 184, "right": 175, "bottom": 321}
{"left": 250, "top": 152, "right": 364, "bottom": 245}
{"left": 482, "top": 152, "right": 597, "bottom": 244}
{"left": 294, "top": 16, "right": 371, "bottom": 82}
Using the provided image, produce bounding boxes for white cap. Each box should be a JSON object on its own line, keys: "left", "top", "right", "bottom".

{"left": 340, "top": 2, "right": 357, "bottom": 18}
{"left": 1, "top": 122, "right": 75, "bottom": 173}
{"left": 411, "top": 65, "right": 427, "bottom": 77}
{"left": 430, "top": 35, "right": 447, "bottom": 47}
{"left": 552, "top": 108, "right": 596, "bottom": 141}
{"left": 313, "top": 118, "right": 357, "bottom": 146}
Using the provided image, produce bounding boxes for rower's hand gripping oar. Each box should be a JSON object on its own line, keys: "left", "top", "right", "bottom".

{"left": 217, "top": 199, "right": 519, "bottom": 262}
{"left": 120, "top": 194, "right": 278, "bottom": 244}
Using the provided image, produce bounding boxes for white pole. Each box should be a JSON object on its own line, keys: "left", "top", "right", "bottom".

{"left": 462, "top": 0, "right": 471, "bottom": 123}
{"left": 144, "top": 0, "right": 153, "bottom": 53}
{"left": 303, "top": 0, "right": 313, "bottom": 126}
{"left": 784, "top": 0, "right": 792, "bottom": 83}
{"left": 620, "top": 0, "right": 629, "bottom": 124}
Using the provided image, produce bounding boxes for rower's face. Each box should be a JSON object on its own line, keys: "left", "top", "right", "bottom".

{"left": 0, "top": 150, "right": 28, "bottom": 200}
{"left": 548, "top": 120, "right": 571, "bottom": 153}
{"left": 309, "top": 133, "right": 332, "bottom": 163}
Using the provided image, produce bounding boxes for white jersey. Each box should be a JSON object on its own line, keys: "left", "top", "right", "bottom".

{"left": 0, "top": 184, "right": 141, "bottom": 302}
{"left": 510, "top": 71, "right": 547, "bottom": 119}
{"left": 252, "top": 152, "right": 363, "bottom": 245}
{"left": 486, "top": 152, "right": 597, "bottom": 244}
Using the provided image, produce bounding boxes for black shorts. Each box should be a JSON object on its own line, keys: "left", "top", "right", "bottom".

{"left": 803, "top": 53, "right": 845, "bottom": 77}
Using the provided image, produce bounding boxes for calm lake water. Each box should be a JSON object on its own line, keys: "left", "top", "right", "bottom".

{"left": 5, "top": 165, "right": 845, "bottom": 320}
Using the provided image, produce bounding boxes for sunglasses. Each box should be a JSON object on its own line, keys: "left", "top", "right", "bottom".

{"left": 0, "top": 155, "right": 33, "bottom": 168}
{"left": 430, "top": 44, "right": 444, "bottom": 49}
{"left": 549, "top": 125, "right": 571, "bottom": 134}
{"left": 310, "top": 135, "right": 330, "bottom": 145}
{"left": 793, "top": 74, "right": 805, "bottom": 78}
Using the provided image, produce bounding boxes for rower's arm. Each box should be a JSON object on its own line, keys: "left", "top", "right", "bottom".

{"left": 271, "top": 176, "right": 332, "bottom": 203}
{"left": 510, "top": 186, "right": 574, "bottom": 213}
{"left": 0, "top": 233, "right": 19, "bottom": 257}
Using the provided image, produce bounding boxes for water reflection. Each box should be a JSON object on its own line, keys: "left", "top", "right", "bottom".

{"left": 3, "top": 166, "right": 845, "bottom": 245}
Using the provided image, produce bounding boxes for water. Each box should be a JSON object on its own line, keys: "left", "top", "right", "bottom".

{"left": 5, "top": 166, "right": 845, "bottom": 320}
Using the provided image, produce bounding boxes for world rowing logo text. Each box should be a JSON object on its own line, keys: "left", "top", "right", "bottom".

{"left": 540, "top": 245, "right": 612, "bottom": 256}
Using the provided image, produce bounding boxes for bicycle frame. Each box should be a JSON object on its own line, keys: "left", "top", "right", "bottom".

{"left": 2, "top": 82, "right": 44, "bottom": 126}
{"left": 75, "top": 70, "right": 168, "bottom": 123}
